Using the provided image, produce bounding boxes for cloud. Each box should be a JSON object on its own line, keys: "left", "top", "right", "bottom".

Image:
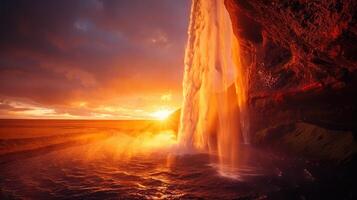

{"left": 0, "top": 0, "right": 190, "bottom": 118}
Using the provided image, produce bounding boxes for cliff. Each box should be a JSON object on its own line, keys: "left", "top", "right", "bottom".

{"left": 225, "top": 0, "right": 356, "bottom": 134}
{"left": 225, "top": 0, "right": 357, "bottom": 162}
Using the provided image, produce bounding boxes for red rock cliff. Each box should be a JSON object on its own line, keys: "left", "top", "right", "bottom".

{"left": 225, "top": 0, "right": 357, "bottom": 134}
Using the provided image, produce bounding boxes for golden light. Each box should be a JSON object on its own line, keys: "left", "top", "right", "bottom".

{"left": 141, "top": 131, "right": 177, "bottom": 149}
{"left": 152, "top": 109, "right": 172, "bottom": 120}
{"left": 78, "top": 101, "right": 87, "bottom": 107}
{"left": 161, "top": 93, "right": 172, "bottom": 101}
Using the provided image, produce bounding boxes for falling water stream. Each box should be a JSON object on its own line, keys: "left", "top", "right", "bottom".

{"left": 178, "top": 0, "right": 249, "bottom": 177}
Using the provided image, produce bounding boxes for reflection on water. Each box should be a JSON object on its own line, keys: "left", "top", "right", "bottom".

{"left": 0, "top": 128, "right": 315, "bottom": 200}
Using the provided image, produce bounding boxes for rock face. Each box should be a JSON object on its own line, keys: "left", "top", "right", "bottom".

{"left": 254, "top": 122, "right": 356, "bottom": 162}
{"left": 225, "top": 0, "right": 357, "bottom": 135}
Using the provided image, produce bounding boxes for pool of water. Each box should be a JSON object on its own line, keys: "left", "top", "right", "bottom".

{"left": 0, "top": 131, "right": 317, "bottom": 200}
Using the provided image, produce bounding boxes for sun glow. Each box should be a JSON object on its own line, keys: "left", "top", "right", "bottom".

{"left": 96, "top": 130, "right": 178, "bottom": 158}
{"left": 152, "top": 109, "right": 172, "bottom": 120}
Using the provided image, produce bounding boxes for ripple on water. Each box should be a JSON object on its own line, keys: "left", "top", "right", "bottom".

{"left": 0, "top": 138, "right": 315, "bottom": 199}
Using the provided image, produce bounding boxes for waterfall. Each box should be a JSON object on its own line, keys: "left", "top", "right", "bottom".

{"left": 178, "top": 0, "right": 249, "bottom": 175}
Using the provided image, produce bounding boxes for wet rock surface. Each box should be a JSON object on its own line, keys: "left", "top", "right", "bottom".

{"left": 254, "top": 122, "right": 356, "bottom": 162}
{"left": 225, "top": 0, "right": 357, "bottom": 133}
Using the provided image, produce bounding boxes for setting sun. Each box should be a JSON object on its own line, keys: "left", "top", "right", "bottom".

{"left": 152, "top": 109, "right": 172, "bottom": 120}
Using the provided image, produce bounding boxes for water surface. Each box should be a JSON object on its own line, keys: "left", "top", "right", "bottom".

{"left": 0, "top": 120, "right": 315, "bottom": 199}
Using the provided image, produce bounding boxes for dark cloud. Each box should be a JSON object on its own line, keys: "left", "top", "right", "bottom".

{"left": 0, "top": 0, "right": 190, "bottom": 118}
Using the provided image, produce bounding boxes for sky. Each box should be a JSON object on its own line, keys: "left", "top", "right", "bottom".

{"left": 0, "top": 0, "right": 190, "bottom": 119}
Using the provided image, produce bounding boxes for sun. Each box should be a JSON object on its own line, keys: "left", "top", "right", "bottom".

{"left": 152, "top": 109, "right": 172, "bottom": 120}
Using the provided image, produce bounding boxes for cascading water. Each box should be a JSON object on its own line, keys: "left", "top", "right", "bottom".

{"left": 178, "top": 0, "right": 249, "bottom": 176}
